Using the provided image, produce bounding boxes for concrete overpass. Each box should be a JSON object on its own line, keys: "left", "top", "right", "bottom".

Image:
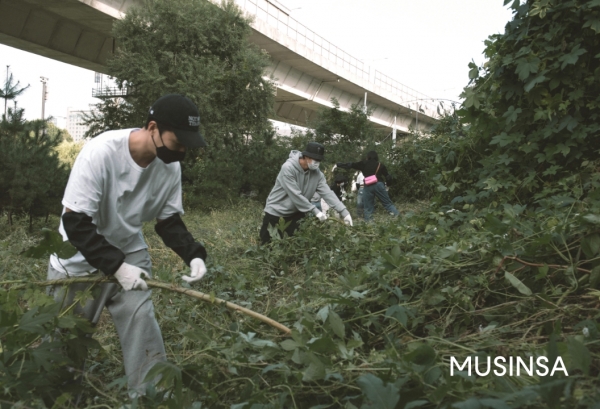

{"left": 0, "top": 0, "right": 438, "bottom": 134}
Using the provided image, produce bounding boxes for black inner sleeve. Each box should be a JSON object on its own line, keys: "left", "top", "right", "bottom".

{"left": 155, "top": 214, "right": 207, "bottom": 266}
{"left": 62, "top": 211, "right": 125, "bottom": 276}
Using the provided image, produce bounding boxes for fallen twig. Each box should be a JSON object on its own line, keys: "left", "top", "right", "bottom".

{"left": 0, "top": 277, "right": 292, "bottom": 335}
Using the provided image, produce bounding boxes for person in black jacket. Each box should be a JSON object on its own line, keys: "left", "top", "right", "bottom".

{"left": 330, "top": 174, "right": 348, "bottom": 201}
{"left": 337, "top": 150, "right": 399, "bottom": 221}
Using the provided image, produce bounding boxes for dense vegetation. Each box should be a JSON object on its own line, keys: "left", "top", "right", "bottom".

{"left": 2, "top": 0, "right": 600, "bottom": 407}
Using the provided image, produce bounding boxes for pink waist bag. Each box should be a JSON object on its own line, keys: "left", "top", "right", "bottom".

{"left": 364, "top": 163, "right": 381, "bottom": 186}
{"left": 364, "top": 175, "right": 378, "bottom": 185}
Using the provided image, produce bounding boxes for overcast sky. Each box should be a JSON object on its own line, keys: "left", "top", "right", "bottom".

{"left": 0, "top": 0, "right": 513, "bottom": 126}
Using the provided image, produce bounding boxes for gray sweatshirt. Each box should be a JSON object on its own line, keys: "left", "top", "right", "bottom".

{"left": 264, "top": 150, "right": 349, "bottom": 218}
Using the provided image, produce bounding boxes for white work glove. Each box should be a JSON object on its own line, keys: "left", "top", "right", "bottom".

{"left": 114, "top": 262, "right": 149, "bottom": 291}
{"left": 316, "top": 211, "right": 328, "bottom": 222}
{"left": 344, "top": 214, "right": 353, "bottom": 226}
{"left": 182, "top": 258, "right": 207, "bottom": 283}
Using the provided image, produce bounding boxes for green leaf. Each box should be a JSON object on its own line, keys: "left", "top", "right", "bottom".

{"left": 524, "top": 74, "right": 546, "bottom": 92}
{"left": 566, "top": 337, "right": 591, "bottom": 375}
{"left": 581, "top": 234, "right": 600, "bottom": 259}
{"left": 23, "top": 228, "right": 77, "bottom": 260}
{"left": 583, "top": 214, "right": 600, "bottom": 224}
{"left": 515, "top": 58, "right": 540, "bottom": 80}
{"left": 307, "top": 336, "right": 337, "bottom": 354}
{"left": 590, "top": 266, "right": 600, "bottom": 288}
{"left": 144, "top": 361, "right": 183, "bottom": 403}
{"left": 385, "top": 305, "right": 408, "bottom": 326}
{"left": 356, "top": 374, "right": 400, "bottom": 409}
{"left": 468, "top": 62, "right": 479, "bottom": 80}
{"left": 405, "top": 344, "right": 436, "bottom": 366}
{"left": 19, "top": 307, "right": 55, "bottom": 334}
{"left": 328, "top": 310, "right": 345, "bottom": 338}
{"left": 559, "top": 45, "right": 587, "bottom": 69}
{"left": 302, "top": 361, "right": 326, "bottom": 382}
{"left": 504, "top": 271, "right": 532, "bottom": 296}
{"left": 280, "top": 339, "right": 303, "bottom": 351}
{"left": 405, "top": 400, "right": 429, "bottom": 409}
{"left": 316, "top": 305, "right": 329, "bottom": 323}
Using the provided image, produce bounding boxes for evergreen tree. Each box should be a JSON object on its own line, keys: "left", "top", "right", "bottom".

{"left": 0, "top": 108, "right": 68, "bottom": 226}
{"left": 0, "top": 69, "right": 29, "bottom": 118}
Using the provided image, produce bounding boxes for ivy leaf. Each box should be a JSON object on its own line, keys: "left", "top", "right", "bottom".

{"left": 524, "top": 74, "right": 546, "bottom": 92}
{"left": 559, "top": 45, "right": 587, "bottom": 69}
{"left": 356, "top": 374, "right": 400, "bottom": 409}
{"left": 385, "top": 305, "right": 408, "bottom": 326}
{"left": 490, "top": 132, "right": 516, "bottom": 147}
{"left": 461, "top": 88, "right": 480, "bottom": 109}
{"left": 503, "top": 106, "right": 522, "bottom": 124}
{"left": 515, "top": 57, "right": 540, "bottom": 80}
{"left": 468, "top": 62, "right": 479, "bottom": 80}
{"left": 504, "top": 272, "right": 532, "bottom": 296}
{"left": 19, "top": 307, "right": 55, "bottom": 334}
{"left": 22, "top": 228, "right": 77, "bottom": 260}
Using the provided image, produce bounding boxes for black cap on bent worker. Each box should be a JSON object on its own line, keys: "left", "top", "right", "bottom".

{"left": 302, "top": 142, "right": 325, "bottom": 161}
{"left": 148, "top": 94, "right": 207, "bottom": 148}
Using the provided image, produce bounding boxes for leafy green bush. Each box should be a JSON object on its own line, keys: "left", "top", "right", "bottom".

{"left": 435, "top": 0, "right": 600, "bottom": 206}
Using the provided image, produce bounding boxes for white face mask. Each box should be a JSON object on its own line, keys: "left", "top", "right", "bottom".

{"left": 308, "top": 160, "right": 320, "bottom": 170}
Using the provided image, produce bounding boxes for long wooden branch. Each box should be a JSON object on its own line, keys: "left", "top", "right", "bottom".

{"left": 494, "top": 256, "right": 592, "bottom": 275}
{"left": 2, "top": 277, "right": 292, "bottom": 336}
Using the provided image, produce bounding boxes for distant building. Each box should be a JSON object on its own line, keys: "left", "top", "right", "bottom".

{"left": 66, "top": 108, "right": 91, "bottom": 142}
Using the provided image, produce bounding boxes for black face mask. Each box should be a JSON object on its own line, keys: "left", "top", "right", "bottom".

{"left": 152, "top": 133, "right": 186, "bottom": 164}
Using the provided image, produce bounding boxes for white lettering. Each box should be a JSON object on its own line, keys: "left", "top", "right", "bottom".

{"left": 516, "top": 356, "right": 533, "bottom": 376}
{"left": 494, "top": 356, "right": 507, "bottom": 376}
{"left": 536, "top": 356, "right": 549, "bottom": 376}
{"left": 475, "top": 356, "right": 491, "bottom": 376}
{"left": 450, "top": 356, "right": 471, "bottom": 376}
{"left": 509, "top": 356, "right": 513, "bottom": 376}
{"left": 550, "top": 357, "right": 569, "bottom": 376}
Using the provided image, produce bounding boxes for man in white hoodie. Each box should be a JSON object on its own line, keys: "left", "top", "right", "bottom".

{"left": 260, "top": 142, "right": 352, "bottom": 244}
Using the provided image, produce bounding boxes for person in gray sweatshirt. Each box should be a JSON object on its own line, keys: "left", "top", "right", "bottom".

{"left": 260, "top": 142, "right": 353, "bottom": 244}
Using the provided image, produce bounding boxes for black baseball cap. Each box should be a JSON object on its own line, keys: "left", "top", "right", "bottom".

{"left": 148, "top": 94, "right": 207, "bottom": 148}
{"left": 302, "top": 142, "right": 325, "bottom": 161}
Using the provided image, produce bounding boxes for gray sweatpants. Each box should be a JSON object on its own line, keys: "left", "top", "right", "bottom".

{"left": 47, "top": 249, "right": 166, "bottom": 394}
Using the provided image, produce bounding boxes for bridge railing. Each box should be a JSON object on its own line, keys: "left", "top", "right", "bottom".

{"left": 373, "top": 71, "right": 438, "bottom": 118}
{"left": 233, "top": 0, "right": 439, "bottom": 118}
{"left": 233, "top": 0, "right": 370, "bottom": 82}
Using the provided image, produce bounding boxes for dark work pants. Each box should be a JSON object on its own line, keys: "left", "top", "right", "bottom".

{"left": 364, "top": 182, "right": 399, "bottom": 221}
{"left": 260, "top": 211, "right": 306, "bottom": 244}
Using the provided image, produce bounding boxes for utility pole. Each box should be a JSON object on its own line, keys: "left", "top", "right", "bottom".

{"left": 3, "top": 66, "right": 8, "bottom": 118}
{"left": 40, "top": 77, "right": 48, "bottom": 121}
{"left": 392, "top": 115, "right": 397, "bottom": 144}
{"left": 415, "top": 100, "right": 419, "bottom": 133}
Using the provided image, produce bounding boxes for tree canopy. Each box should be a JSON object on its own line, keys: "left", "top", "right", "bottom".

{"left": 438, "top": 0, "right": 600, "bottom": 206}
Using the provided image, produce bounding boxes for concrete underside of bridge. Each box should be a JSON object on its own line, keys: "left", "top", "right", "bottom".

{"left": 0, "top": 0, "right": 436, "bottom": 134}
